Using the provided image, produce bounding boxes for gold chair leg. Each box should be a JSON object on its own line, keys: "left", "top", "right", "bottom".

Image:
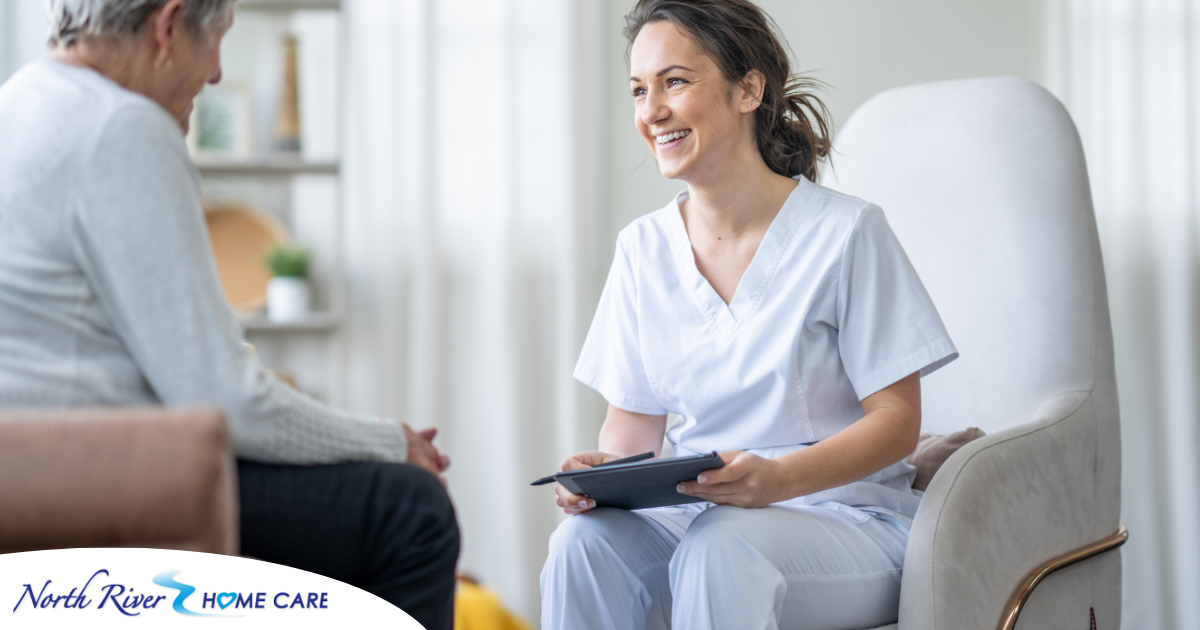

{"left": 997, "top": 525, "right": 1128, "bottom": 630}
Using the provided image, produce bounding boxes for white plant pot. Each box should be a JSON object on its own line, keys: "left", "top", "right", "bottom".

{"left": 267, "top": 277, "right": 310, "bottom": 322}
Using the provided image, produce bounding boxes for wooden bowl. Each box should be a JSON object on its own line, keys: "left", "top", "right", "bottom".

{"left": 203, "top": 201, "right": 289, "bottom": 313}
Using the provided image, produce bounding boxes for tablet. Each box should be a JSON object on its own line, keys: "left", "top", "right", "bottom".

{"left": 554, "top": 452, "right": 725, "bottom": 510}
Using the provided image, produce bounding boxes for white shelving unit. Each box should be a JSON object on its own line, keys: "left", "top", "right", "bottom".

{"left": 194, "top": 154, "right": 339, "bottom": 175}
{"left": 240, "top": 311, "right": 344, "bottom": 332}
{"left": 196, "top": 0, "right": 348, "bottom": 403}
{"left": 238, "top": 0, "right": 341, "bottom": 10}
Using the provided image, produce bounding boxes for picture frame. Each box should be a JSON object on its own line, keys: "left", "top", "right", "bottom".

{"left": 187, "top": 81, "right": 253, "bottom": 157}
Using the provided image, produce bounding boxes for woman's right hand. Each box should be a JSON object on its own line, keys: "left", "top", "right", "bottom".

{"left": 403, "top": 423, "right": 449, "bottom": 481}
{"left": 555, "top": 451, "right": 618, "bottom": 515}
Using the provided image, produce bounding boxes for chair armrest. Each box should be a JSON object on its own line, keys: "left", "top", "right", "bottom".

{"left": 898, "top": 390, "right": 1115, "bottom": 629}
{"left": 0, "top": 407, "right": 238, "bottom": 554}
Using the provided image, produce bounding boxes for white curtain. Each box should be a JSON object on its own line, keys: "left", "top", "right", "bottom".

{"left": 340, "top": 0, "right": 608, "bottom": 621}
{"left": 1047, "top": 1, "right": 1200, "bottom": 628}
{"left": 0, "top": 1, "right": 50, "bottom": 82}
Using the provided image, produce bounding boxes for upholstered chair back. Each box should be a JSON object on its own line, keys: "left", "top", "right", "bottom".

{"left": 825, "top": 76, "right": 1117, "bottom": 451}
{"left": 824, "top": 80, "right": 1122, "bottom": 598}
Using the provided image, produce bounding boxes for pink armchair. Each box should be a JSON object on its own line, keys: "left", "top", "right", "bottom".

{"left": 0, "top": 407, "right": 238, "bottom": 555}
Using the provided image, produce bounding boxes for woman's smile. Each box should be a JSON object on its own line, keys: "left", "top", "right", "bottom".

{"left": 655, "top": 128, "right": 692, "bottom": 150}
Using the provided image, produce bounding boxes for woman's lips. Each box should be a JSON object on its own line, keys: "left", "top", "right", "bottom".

{"left": 655, "top": 129, "right": 691, "bottom": 151}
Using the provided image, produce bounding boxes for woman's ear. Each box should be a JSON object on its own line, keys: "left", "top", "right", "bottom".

{"left": 150, "top": 0, "right": 187, "bottom": 69}
{"left": 737, "top": 70, "right": 767, "bottom": 113}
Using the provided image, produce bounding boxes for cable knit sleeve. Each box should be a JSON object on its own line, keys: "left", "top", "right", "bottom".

{"left": 69, "top": 98, "right": 407, "bottom": 465}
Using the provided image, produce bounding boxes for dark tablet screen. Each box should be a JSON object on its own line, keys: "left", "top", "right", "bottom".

{"left": 555, "top": 452, "right": 726, "bottom": 510}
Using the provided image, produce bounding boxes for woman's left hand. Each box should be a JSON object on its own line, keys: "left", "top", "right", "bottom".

{"left": 676, "top": 451, "right": 791, "bottom": 508}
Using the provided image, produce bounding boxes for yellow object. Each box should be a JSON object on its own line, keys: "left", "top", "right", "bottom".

{"left": 454, "top": 579, "right": 531, "bottom": 630}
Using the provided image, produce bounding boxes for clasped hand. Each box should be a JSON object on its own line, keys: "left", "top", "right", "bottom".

{"left": 555, "top": 450, "right": 789, "bottom": 515}
{"left": 403, "top": 424, "right": 451, "bottom": 482}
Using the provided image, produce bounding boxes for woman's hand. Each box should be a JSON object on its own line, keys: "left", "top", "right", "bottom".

{"left": 676, "top": 450, "right": 792, "bottom": 509}
{"left": 403, "top": 424, "right": 451, "bottom": 481}
{"left": 553, "top": 405, "right": 666, "bottom": 515}
{"left": 554, "top": 451, "right": 619, "bottom": 515}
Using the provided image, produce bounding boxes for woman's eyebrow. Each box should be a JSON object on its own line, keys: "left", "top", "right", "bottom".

{"left": 628, "top": 64, "right": 695, "bottom": 82}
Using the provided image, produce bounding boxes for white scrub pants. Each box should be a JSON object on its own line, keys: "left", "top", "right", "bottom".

{"left": 540, "top": 503, "right": 909, "bottom": 630}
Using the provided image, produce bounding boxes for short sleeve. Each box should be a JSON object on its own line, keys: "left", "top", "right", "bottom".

{"left": 837, "top": 205, "right": 958, "bottom": 399}
{"left": 574, "top": 237, "right": 668, "bottom": 415}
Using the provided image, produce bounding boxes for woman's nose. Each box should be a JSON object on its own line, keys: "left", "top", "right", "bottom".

{"left": 640, "top": 89, "right": 669, "bottom": 127}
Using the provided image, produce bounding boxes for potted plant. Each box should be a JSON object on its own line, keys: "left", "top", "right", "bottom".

{"left": 264, "top": 244, "right": 312, "bottom": 322}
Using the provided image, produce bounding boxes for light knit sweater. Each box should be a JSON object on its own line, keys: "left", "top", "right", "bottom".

{"left": 0, "top": 60, "right": 407, "bottom": 465}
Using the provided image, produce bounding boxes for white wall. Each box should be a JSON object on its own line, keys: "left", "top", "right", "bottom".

{"left": 0, "top": 1, "right": 8, "bottom": 78}
{"left": 0, "top": 0, "right": 49, "bottom": 82}
{"left": 602, "top": 0, "right": 1048, "bottom": 248}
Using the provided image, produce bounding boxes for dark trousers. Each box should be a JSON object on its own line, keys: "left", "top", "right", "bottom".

{"left": 237, "top": 459, "right": 460, "bottom": 630}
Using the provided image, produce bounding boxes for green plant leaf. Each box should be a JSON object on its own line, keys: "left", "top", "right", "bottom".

{"left": 264, "top": 244, "right": 312, "bottom": 278}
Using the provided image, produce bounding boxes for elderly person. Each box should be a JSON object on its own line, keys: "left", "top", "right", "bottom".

{"left": 0, "top": 1, "right": 458, "bottom": 627}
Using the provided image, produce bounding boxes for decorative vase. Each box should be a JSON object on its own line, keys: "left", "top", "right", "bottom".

{"left": 267, "top": 276, "right": 310, "bottom": 322}
{"left": 273, "top": 35, "right": 302, "bottom": 152}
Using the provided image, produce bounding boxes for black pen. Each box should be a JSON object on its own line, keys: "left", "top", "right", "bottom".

{"left": 530, "top": 451, "right": 656, "bottom": 486}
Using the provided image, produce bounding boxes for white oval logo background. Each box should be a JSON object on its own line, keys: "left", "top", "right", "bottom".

{"left": 1, "top": 548, "right": 424, "bottom": 629}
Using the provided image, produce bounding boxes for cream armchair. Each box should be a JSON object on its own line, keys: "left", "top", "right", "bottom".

{"left": 826, "top": 77, "right": 1125, "bottom": 629}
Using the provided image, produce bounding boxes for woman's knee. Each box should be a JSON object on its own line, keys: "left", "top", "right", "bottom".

{"left": 363, "top": 462, "right": 459, "bottom": 555}
{"left": 546, "top": 508, "right": 636, "bottom": 561}
{"left": 671, "top": 506, "right": 759, "bottom": 571}
{"left": 543, "top": 507, "right": 675, "bottom": 607}
{"left": 679, "top": 505, "right": 748, "bottom": 544}
{"left": 369, "top": 461, "right": 451, "bottom": 508}
{"left": 404, "top": 464, "right": 457, "bottom": 528}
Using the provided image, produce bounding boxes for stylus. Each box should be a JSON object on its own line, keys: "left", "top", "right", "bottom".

{"left": 530, "top": 451, "right": 656, "bottom": 486}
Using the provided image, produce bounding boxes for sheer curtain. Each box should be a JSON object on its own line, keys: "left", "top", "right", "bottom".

{"left": 1047, "top": 1, "right": 1200, "bottom": 628}
{"left": 340, "top": 0, "right": 607, "bottom": 621}
{"left": 0, "top": 1, "right": 50, "bottom": 82}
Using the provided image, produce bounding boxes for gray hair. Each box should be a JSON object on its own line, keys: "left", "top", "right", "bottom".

{"left": 46, "top": 0, "right": 235, "bottom": 46}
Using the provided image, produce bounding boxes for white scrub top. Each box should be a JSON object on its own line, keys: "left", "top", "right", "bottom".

{"left": 573, "top": 175, "right": 958, "bottom": 522}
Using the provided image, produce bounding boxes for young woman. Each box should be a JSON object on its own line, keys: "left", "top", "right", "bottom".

{"left": 540, "top": 1, "right": 957, "bottom": 628}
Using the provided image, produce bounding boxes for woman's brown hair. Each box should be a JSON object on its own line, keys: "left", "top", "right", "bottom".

{"left": 623, "top": 0, "right": 832, "bottom": 182}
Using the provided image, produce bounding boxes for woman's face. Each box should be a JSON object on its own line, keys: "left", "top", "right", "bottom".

{"left": 629, "top": 21, "right": 752, "bottom": 182}
{"left": 166, "top": 13, "right": 231, "bottom": 130}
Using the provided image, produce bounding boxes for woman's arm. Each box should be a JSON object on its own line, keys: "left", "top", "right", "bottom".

{"left": 555, "top": 405, "right": 667, "bottom": 514}
{"left": 73, "top": 104, "right": 429, "bottom": 469}
{"left": 678, "top": 372, "right": 921, "bottom": 508}
{"left": 599, "top": 405, "right": 669, "bottom": 458}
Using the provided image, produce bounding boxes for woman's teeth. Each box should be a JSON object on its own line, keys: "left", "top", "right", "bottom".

{"left": 656, "top": 130, "right": 691, "bottom": 144}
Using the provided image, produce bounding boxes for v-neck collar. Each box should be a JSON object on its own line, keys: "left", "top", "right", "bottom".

{"left": 664, "top": 176, "right": 814, "bottom": 338}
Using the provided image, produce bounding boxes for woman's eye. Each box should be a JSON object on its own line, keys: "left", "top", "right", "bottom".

{"left": 668, "top": 78, "right": 686, "bottom": 86}
{"left": 631, "top": 87, "right": 646, "bottom": 97}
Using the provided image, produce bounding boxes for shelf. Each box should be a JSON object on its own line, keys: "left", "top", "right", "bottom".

{"left": 240, "top": 312, "right": 343, "bottom": 332}
{"left": 236, "top": 0, "right": 340, "bottom": 11}
{"left": 193, "top": 155, "right": 340, "bottom": 175}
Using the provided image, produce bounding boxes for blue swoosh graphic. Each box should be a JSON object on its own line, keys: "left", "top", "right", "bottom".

{"left": 152, "top": 570, "right": 213, "bottom": 617}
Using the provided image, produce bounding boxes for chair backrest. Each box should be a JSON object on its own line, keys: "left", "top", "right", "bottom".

{"left": 823, "top": 78, "right": 1117, "bottom": 443}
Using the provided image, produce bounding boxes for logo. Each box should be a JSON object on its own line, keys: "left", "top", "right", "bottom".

{"left": 152, "top": 570, "right": 208, "bottom": 616}
{"left": 13, "top": 568, "right": 329, "bottom": 618}
{"left": 2, "top": 548, "right": 417, "bottom": 628}
{"left": 153, "top": 569, "right": 329, "bottom": 615}
{"left": 12, "top": 569, "right": 161, "bottom": 616}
